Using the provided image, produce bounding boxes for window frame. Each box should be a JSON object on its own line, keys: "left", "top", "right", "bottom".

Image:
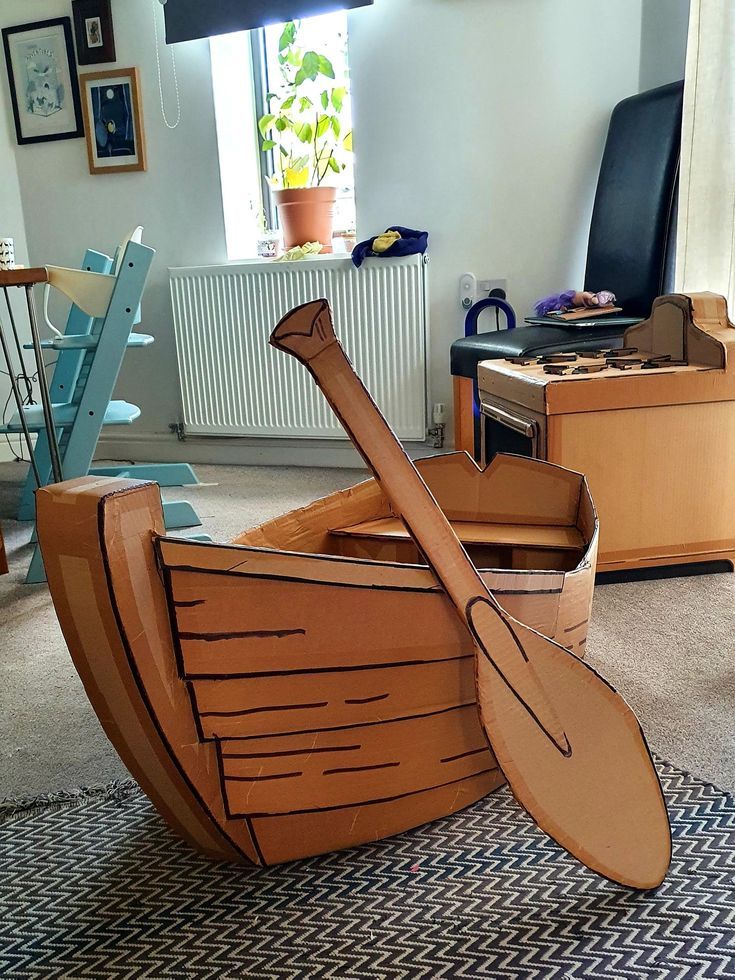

{"left": 249, "top": 28, "right": 278, "bottom": 230}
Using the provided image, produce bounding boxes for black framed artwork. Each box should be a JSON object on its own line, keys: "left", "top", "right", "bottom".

{"left": 2, "top": 18, "right": 84, "bottom": 145}
{"left": 72, "top": 0, "right": 116, "bottom": 66}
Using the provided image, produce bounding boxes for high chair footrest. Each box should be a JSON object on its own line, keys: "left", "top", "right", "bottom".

{"left": 1, "top": 400, "right": 140, "bottom": 431}
{"left": 24, "top": 333, "right": 154, "bottom": 351}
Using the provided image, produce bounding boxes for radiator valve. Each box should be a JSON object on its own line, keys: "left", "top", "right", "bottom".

{"left": 428, "top": 402, "right": 446, "bottom": 449}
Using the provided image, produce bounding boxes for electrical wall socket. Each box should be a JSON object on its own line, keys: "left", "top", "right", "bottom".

{"left": 459, "top": 273, "right": 509, "bottom": 311}
{"left": 478, "top": 277, "right": 508, "bottom": 298}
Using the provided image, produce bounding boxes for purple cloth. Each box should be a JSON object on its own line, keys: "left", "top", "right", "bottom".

{"left": 534, "top": 291, "right": 576, "bottom": 317}
{"left": 534, "top": 289, "right": 618, "bottom": 316}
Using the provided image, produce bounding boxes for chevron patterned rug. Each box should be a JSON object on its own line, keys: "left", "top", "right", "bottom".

{"left": 1, "top": 759, "right": 733, "bottom": 979}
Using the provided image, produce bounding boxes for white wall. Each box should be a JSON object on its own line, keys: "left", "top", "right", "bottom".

{"left": 0, "top": 0, "right": 228, "bottom": 453}
{"left": 640, "top": 0, "right": 690, "bottom": 90}
{"left": 2, "top": 0, "right": 648, "bottom": 463}
{"left": 349, "top": 0, "right": 643, "bottom": 427}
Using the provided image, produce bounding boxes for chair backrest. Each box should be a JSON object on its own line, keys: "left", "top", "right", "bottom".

{"left": 48, "top": 248, "right": 114, "bottom": 406}
{"left": 584, "top": 80, "right": 684, "bottom": 317}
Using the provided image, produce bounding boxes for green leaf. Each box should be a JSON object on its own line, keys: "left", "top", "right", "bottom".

{"left": 295, "top": 121, "right": 313, "bottom": 143}
{"left": 330, "top": 116, "right": 341, "bottom": 138}
{"left": 317, "top": 55, "right": 335, "bottom": 79}
{"left": 328, "top": 156, "right": 342, "bottom": 173}
{"left": 280, "top": 94, "right": 296, "bottom": 111}
{"left": 331, "top": 86, "right": 345, "bottom": 112}
{"left": 321, "top": 90, "right": 329, "bottom": 110}
{"left": 275, "top": 116, "right": 289, "bottom": 132}
{"left": 261, "top": 139, "right": 276, "bottom": 152}
{"left": 291, "top": 154, "right": 310, "bottom": 172}
{"left": 265, "top": 91, "right": 278, "bottom": 102}
{"left": 294, "top": 67, "right": 307, "bottom": 87}
{"left": 302, "top": 51, "right": 320, "bottom": 80}
{"left": 343, "top": 130, "right": 353, "bottom": 152}
{"left": 299, "top": 95, "right": 313, "bottom": 112}
{"left": 278, "top": 21, "right": 296, "bottom": 51}
{"left": 316, "top": 115, "right": 331, "bottom": 138}
{"left": 279, "top": 145, "right": 289, "bottom": 157}
{"left": 257, "top": 113, "right": 275, "bottom": 137}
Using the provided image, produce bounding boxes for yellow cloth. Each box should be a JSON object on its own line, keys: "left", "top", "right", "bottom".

{"left": 372, "top": 230, "right": 401, "bottom": 254}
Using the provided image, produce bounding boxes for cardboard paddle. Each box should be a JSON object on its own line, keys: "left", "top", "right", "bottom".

{"left": 271, "top": 299, "right": 671, "bottom": 889}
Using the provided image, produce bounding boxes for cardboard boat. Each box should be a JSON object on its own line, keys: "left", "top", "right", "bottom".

{"left": 37, "top": 451, "right": 597, "bottom": 866}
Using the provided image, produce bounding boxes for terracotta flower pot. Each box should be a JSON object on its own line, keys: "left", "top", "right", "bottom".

{"left": 273, "top": 186, "right": 337, "bottom": 253}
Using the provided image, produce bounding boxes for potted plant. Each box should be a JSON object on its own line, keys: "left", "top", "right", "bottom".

{"left": 257, "top": 20, "right": 353, "bottom": 253}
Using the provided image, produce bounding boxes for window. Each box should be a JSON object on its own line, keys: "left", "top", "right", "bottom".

{"left": 211, "top": 13, "right": 355, "bottom": 261}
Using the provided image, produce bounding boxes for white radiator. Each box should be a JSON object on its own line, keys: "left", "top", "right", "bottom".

{"left": 169, "top": 254, "right": 429, "bottom": 440}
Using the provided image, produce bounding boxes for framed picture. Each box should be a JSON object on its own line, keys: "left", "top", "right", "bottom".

{"left": 2, "top": 18, "right": 84, "bottom": 145}
{"left": 72, "top": 0, "right": 116, "bottom": 66}
{"left": 80, "top": 68, "right": 147, "bottom": 175}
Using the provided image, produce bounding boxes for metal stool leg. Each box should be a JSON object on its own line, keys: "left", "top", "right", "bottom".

{"left": 0, "top": 311, "right": 41, "bottom": 487}
{"left": 24, "top": 285, "right": 63, "bottom": 483}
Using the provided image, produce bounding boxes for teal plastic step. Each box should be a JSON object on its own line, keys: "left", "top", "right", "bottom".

{"left": 163, "top": 500, "right": 203, "bottom": 530}
{"left": 1, "top": 399, "right": 141, "bottom": 432}
{"left": 89, "top": 462, "right": 200, "bottom": 486}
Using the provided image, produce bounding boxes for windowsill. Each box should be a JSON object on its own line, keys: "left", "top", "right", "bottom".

{"left": 171, "top": 252, "right": 357, "bottom": 272}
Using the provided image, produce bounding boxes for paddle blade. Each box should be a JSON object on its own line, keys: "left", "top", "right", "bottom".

{"left": 471, "top": 599, "right": 671, "bottom": 889}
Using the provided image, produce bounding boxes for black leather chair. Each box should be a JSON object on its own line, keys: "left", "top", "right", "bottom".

{"left": 451, "top": 79, "right": 684, "bottom": 456}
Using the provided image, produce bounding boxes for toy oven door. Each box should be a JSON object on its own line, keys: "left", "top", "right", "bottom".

{"left": 479, "top": 398, "right": 544, "bottom": 465}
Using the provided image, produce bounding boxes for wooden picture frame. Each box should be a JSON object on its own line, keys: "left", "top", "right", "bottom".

{"left": 72, "top": 0, "right": 116, "bottom": 66}
{"left": 2, "top": 18, "right": 84, "bottom": 145}
{"left": 80, "top": 67, "right": 147, "bottom": 175}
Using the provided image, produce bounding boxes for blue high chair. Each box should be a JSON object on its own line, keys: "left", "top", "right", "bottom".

{"left": 3, "top": 234, "right": 203, "bottom": 582}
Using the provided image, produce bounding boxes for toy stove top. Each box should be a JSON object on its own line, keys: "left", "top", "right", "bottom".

{"left": 477, "top": 293, "right": 735, "bottom": 415}
{"left": 502, "top": 347, "right": 703, "bottom": 380}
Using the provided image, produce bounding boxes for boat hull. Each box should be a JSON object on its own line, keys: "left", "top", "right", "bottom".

{"left": 37, "top": 454, "right": 597, "bottom": 865}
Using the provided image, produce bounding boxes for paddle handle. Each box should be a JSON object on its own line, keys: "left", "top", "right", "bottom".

{"left": 271, "top": 300, "right": 487, "bottom": 615}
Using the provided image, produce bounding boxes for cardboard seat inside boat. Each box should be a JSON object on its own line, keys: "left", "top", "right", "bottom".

{"left": 37, "top": 450, "right": 598, "bottom": 866}
{"left": 233, "top": 451, "right": 594, "bottom": 574}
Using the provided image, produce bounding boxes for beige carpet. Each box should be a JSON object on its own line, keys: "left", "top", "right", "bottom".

{"left": 1, "top": 459, "right": 733, "bottom": 800}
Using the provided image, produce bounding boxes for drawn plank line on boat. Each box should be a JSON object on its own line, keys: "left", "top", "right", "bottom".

{"left": 213, "top": 699, "right": 502, "bottom": 823}
{"left": 440, "top": 747, "right": 488, "bottom": 764}
{"left": 227, "top": 771, "right": 304, "bottom": 782}
{"left": 199, "top": 701, "right": 329, "bottom": 718}
{"left": 222, "top": 744, "right": 363, "bottom": 759}
{"left": 234, "top": 768, "right": 502, "bottom": 819}
{"left": 182, "top": 654, "right": 474, "bottom": 682}
{"left": 323, "top": 761, "right": 400, "bottom": 775}
{"left": 199, "top": 701, "right": 480, "bottom": 743}
{"left": 164, "top": 563, "right": 441, "bottom": 594}
{"left": 564, "top": 619, "right": 589, "bottom": 633}
{"left": 178, "top": 629, "right": 307, "bottom": 641}
{"left": 164, "top": 564, "right": 566, "bottom": 597}
{"left": 221, "top": 728, "right": 496, "bottom": 815}
{"left": 344, "top": 693, "right": 389, "bottom": 705}
{"left": 218, "top": 704, "right": 484, "bottom": 755}
{"left": 192, "top": 659, "right": 476, "bottom": 739}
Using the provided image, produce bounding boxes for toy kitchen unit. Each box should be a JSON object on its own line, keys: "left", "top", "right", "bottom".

{"left": 477, "top": 293, "right": 735, "bottom": 573}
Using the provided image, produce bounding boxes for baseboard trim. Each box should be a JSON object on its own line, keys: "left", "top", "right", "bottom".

{"left": 0, "top": 438, "right": 35, "bottom": 464}
{"left": 96, "top": 432, "right": 444, "bottom": 469}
